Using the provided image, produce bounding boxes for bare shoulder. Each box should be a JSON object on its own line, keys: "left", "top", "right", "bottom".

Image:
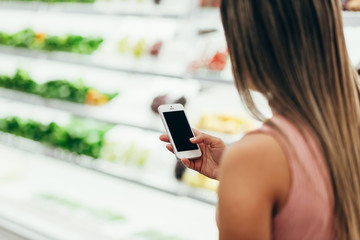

{"left": 221, "top": 133, "right": 289, "bottom": 182}
{"left": 217, "top": 133, "right": 290, "bottom": 240}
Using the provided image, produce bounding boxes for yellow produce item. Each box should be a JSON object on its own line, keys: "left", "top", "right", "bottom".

{"left": 85, "top": 89, "right": 109, "bottom": 106}
{"left": 347, "top": 0, "right": 360, "bottom": 10}
{"left": 183, "top": 170, "right": 219, "bottom": 192}
{"left": 35, "top": 32, "right": 47, "bottom": 43}
{"left": 196, "top": 114, "right": 251, "bottom": 134}
{"left": 133, "top": 38, "right": 146, "bottom": 58}
{"left": 118, "top": 36, "right": 130, "bottom": 54}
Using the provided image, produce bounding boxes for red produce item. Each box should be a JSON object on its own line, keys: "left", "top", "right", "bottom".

{"left": 211, "top": 0, "right": 221, "bottom": 7}
{"left": 200, "top": 0, "right": 220, "bottom": 7}
{"left": 150, "top": 41, "right": 163, "bottom": 57}
{"left": 208, "top": 50, "right": 228, "bottom": 71}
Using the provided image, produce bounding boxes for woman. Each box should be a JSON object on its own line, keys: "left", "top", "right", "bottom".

{"left": 160, "top": 0, "right": 360, "bottom": 239}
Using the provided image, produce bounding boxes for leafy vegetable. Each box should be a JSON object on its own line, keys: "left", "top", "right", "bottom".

{"left": 0, "top": 69, "right": 118, "bottom": 105}
{"left": 6, "top": 0, "right": 95, "bottom": 3}
{"left": 0, "top": 116, "right": 112, "bottom": 158}
{"left": 0, "top": 28, "right": 103, "bottom": 54}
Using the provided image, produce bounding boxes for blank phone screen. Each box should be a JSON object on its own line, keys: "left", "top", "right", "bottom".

{"left": 163, "top": 111, "right": 199, "bottom": 152}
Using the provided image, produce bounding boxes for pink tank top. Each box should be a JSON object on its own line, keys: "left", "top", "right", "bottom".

{"left": 251, "top": 115, "right": 335, "bottom": 240}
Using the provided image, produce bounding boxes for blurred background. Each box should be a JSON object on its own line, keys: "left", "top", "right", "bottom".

{"left": 0, "top": 0, "right": 358, "bottom": 239}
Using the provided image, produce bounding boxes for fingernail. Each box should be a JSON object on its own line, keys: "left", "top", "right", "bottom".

{"left": 190, "top": 137, "right": 196, "bottom": 142}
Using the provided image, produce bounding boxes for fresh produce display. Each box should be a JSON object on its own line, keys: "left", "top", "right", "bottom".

{"left": 174, "top": 160, "right": 218, "bottom": 192}
{"left": 38, "top": 193, "right": 125, "bottom": 221}
{"left": 118, "top": 37, "right": 163, "bottom": 58}
{"left": 182, "top": 170, "right": 218, "bottom": 192}
{"left": 0, "top": 28, "right": 103, "bottom": 54}
{"left": 150, "top": 94, "right": 186, "bottom": 114}
{"left": 208, "top": 50, "right": 228, "bottom": 71}
{"left": 200, "top": 0, "right": 220, "bottom": 7}
{"left": 6, "top": 0, "right": 94, "bottom": 3}
{"left": 196, "top": 114, "right": 253, "bottom": 134}
{"left": 101, "top": 142, "right": 151, "bottom": 167}
{"left": 0, "top": 69, "right": 38, "bottom": 94}
{"left": 0, "top": 69, "right": 118, "bottom": 105}
{"left": 1, "top": 0, "right": 165, "bottom": 3}
{"left": 134, "top": 39, "right": 147, "bottom": 58}
{"left": 189, "top": 50, "right": 229, "bottom": 72}
{"left": 344, "top": 0, "right": 360, "bottom": 10}
{"left": 0, "top": 116, "right": 112, "bottom": 158}
{"left": 149, "top": 41, "right": 163, "bottom": 57}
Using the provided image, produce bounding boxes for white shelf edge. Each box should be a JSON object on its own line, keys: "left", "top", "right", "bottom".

{"left": 0, "top": 215, "right": 55, "bottom": 240}
{"left": 343, "top": 11, "right": 360, "bottom": 26}
{"left": 0, "top": 1, "right": 189, "bottom": 19}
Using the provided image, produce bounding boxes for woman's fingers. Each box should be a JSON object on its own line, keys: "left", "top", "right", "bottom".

{"left": 181, "top": 158, "right": 191, "bottom": 168}
{"left": 193, "top": 129, "right": 201, "bottom": 136}
{"left": 181, "top": 158, "right": 200, "bottom": 172}
{"left": 159, "top": 134, "right": 170, "bottom": 143}
{"left": 166, "top": 144, "right": 174, "bottom": 153}
{"left": 190, "top": 132, "right": 213, "bottom": 144}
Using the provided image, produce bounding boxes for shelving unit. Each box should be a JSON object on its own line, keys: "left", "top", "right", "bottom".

{"left": 0, "top": 143, "right": 218, "bottom": 240}
{"left": 0, "top": 88, "right": 164, "bottom": 132}
{"left": 343, "top": 15, "right": 360, "bottom": 66}
{"left": 0, "top": 2, "right": 358, "bottom": 239}
{"left": 0, "top": 131, "right": 218, "bottom": 204}
{"left": 0, "top": 47, "right": 234, "bottom": 84}
{"left": 343, "top": 11, "right": 360, "bottom": 26}
{"left": 0, "top": 0, "right": 197, "bottom": 18}
{"left": 0, "top": 1, "right": 357, "bottom": 189}
{"left": 0, "top": 3, "right": 227, "bottom": 238}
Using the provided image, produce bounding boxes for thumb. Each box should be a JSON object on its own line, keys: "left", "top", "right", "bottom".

{"left": 190, "top": 133, "right": 211, "bottom": 144}
{"left": 190, "top": 132, "right": 223, "bottom": 147}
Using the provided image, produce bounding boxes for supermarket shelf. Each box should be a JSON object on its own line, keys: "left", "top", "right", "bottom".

{"left": 0, "top": 88, "right": 242, "bottom": 146}
{"left": 0, "top": 88, "right": 164, "bottom": 133}
{"left": 0, "top": 131, "right": 218, "bottom": 205}
{"left": 0, "top": 47, "right": 234, "bottom": 85}
{"left": 0, "top": 1, "right": 191, "bottom": 19}
{"left": 0, "top": 2, "right": 354, "bottom": 27}
{"left": 0, "top": 216, "right": 53, "bottom": 240}
{"left": 0, "top": 142, "right": 218, "bottom": 240}
{"left": 343, "top": 11, "right": 360, "bottom": 26}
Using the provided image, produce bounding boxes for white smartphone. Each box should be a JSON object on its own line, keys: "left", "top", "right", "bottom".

{"left": 158, "top": 104, "right": 202, "bottom": 160}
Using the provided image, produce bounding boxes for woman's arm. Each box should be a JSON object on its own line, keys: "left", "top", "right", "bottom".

{"left": 217, "top": 133, "right": 290, "bottom": 240}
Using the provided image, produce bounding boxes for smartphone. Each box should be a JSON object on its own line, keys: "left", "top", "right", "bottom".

{"left": 158, "top": 104, "right": 202, "bottom": 160}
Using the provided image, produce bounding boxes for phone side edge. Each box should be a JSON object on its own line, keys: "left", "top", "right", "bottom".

{"left": 158, "top": 108, "right": 181, "bottom": 158}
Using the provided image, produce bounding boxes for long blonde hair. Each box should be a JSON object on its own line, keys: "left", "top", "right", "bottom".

{"left": 220, "top": 0, "right": 360, "bottom": 239}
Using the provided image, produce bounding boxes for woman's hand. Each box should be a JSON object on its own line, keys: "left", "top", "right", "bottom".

{"left": 159, "top": 129, "right": 226, "bottom": 180}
